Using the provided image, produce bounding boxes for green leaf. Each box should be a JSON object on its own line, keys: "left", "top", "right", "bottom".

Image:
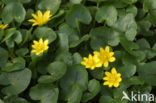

{"left": 4, "top": 96, "right": 29, "bottom": 103}
{"left": 0, "top": 99, "right": 4, "bottom": 103}
{"left": 29, "top": 84, "right": 59, "bottom": 103}
{"left": 118, "top": 64, "right": 136, "bottom": 78}
{"left": 70, "top": 0, "right": 83, "bottom": 4}
{"left": 55, "top": 51, "right": 73, "bottom": 65}
{"left": 113, "top": 13, "right": 137, "bottom": 41}
{"left": 143, "top": 0, "right": 156, "bottom": 12}
{"left": 120, "top": 0, "right": 137, "bottom": 4}
{"left": 90, "top": 26, "right": 119, "bottom": 50}
{"left": 88, "top": 0, "right": 108, "bottom": 2}
{"left": 90, "top": 68, "right": 104, "bottom": 80}
{"left": 124, "top": 76, "right": 144, "bottom": 85}
{"left": 99, "top": 96, "right": 113, "bottom": 103}
{"left": 137, "top": 20, "right": 153, "bottom": 36}
{"left": 136, "top": 39, "right": 150, "bottom": 49}
{"left": 60, "top": 64, "right": 88, "bottom": 99}
{"left": 120, "top": 37, "right": 146, "bottom": 61}
{"left": 2, "top": 2, "right": 26, "bottom": 23}
{"left": 82, "top": 79, "right": 101, "bottom": 102}
{"left": 66, "top": 4, "right": 92, "bottom": 28}
{"left": 33, "top": 27, "right": 57, "bottom": 43}
{"left": 47, "top": 61, "right": 67, "bottom": 82}
{"left": 95, "top": 5, "right": 117, "bottom": 26}
{"left": 6, "top": 30, "right": 22, "bottom": 48}
{"left": 22, "top": 28, "right": 33, "bottom": 45}
{"left": 1, "top": 28, "right": 16, "bottom": 42}
{"left": 69, "top": 35, "right": 90, "bottom": 48}
{"left": 66, "top": 84, "right": 83, "bottom": 103}
{"left": 1, "top": 69, "right": 31, "bottom": 95}
{"left": 126, "top": 6, "right": 137, "bottom": 17}
{"left": 2, "top": 0, "right": 31, "bottom": 4}
{"left": 2, "top": 28, "right": 22, "bottom": 48}
{"left": 72, "top": 53, "right": 83, "bottom": 64}
{"left": 0, "top": 47, "right": 8, "bottom": 68}
{"left": 1, "top": 57, "right": 25, "bottom": 72}
{"left": 15, "top": 48, "right": 29, "bottom": 57}
{"left": 58, "top": 23, "right": 79, "bottom": 47}
{"left": 38, "top": 75, "right": 53, "bottom": 84}
{"left": 37, "top": 0, "right": 61, "bottom": 15}
{"left": 138, "top": 61, "right": 156, "bottom": 86}
{"left": 57, "top": 31, "right": 69, "bottom": 52}
{"left": 102, "top": 0, "right": 127, "bottom": 8}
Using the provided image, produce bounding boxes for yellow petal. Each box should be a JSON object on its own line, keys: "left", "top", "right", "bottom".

{"left": 81, "top": 61, "right": 86, "bottom": 65}
{"left": 32, "top": 45, "right": 36, "bottom": 48}
{"left": 91, "top": 66, "right": 95, "bottom": 70}
{"left": 31, "top": 50, "right": 36, "bottom": 53}
{"left": 103, "top": 62, "right": 108, "bottom": 67}
{"left": 33, "top": 40, "right": 38, "bottom": 44}
{"left": 103, "top": 77, "right": 108, "bottom": 80}
{"left": 32, "top": 23, "right": 38, "bottom": 26}
{"left": 44, "top": 46, "right": 49, "bottom": 50}
{"left": 117, "top": 73, "right": 121, "bottom": 77}
{"left": 109, "top": 57, "right": 116, "bottom": 62}
{"left": 111, "top": 68, "right": 117, "bottom": 74}
{"left": 96, "top": 62, "right": 102, "bottom": 67}
{"left": 32, "top": 14, "right": 38, "bottom": 19}
{"left": 39, "top": 38, "right": 43, "bottom": 43}
{"left": 44, "top": 10, "right": 51, "bottom": 19}
{"left": 88, "top": 54, "right": 93, "bottom": 59}
{"left": 93, "top": 51, "right": 99, "bottom": 55}
{"left": 109, "top": 52, "right": 114, "bottom": 56}
{"left": 105, "top": 72, "right": 111, "bottom": 76}
{"left": 36, "top": 52, "right": 41, "bottom": 55}
{"left": 44, "top": 39, "right": 49, "bottom": 45}
{"left": 103, "top": 82, "right": 109, "bottom": 85}
{"left": 114, "top": 83, "right": 119, "bottom": 87}
{"left": 37, "top": 10, "right": 43, "bottom": 17}
{"left": 108, "top": 84, "right": 113, "bottom": 87}
{"left": 28, "top": 19, "right": 36, "bottom": 22}
{"left": 105, "top": 46, "right": 110, "bottom": 52}
{"left": 84, "top": 57, "right": 88, "bottom": 61}
{"left": 100, "top": 47, "right": 104, "bottom": 52}
{"left": 118, "top": 77, "right": 122, "bottom": 82}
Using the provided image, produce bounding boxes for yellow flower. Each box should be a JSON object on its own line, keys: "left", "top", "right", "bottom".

{"left": 81, "top": 54, "right": 102, "bottom": 70}
{"left": 32, "top": 38, "right": 49, "bottom": 55}
{"left": 28, "top": 10, "right": 52, "bottom": 26}
{"left": 0, "top": 24, "right": 8, "bottom": 29}
{"left": 103, "top": 68, "right": 122, "bottom": 88}
{"left": 94, "top": 46, "right": 116, "bottom": 68}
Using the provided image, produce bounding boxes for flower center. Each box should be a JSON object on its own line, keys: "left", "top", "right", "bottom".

{"left": 36, "top": 44, "right": 45, "bottom": 52}
{"left": 109, "top": 74, "right": 118, "bottom": 83}
{"left": 100, "top": 52, "right": 110, "bottom": 61}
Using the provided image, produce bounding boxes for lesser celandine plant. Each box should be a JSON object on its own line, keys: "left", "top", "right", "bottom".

{"left": 28, "top": 10, "right": 52, "bottom": 26}
{"left": 0, "top": 0, "right": 156, "bottom": 103}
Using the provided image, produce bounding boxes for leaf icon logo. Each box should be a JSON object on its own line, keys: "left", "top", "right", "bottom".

{"left": 122, "top": 91, "right": 130, "bottom": 101}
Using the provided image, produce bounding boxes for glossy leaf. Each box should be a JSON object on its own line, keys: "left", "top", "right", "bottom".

{"left": 66, "top": 4, "right": 92, "bottom": 28}
{"left": 2, "top": 2, "right": 26, "bottom": 23}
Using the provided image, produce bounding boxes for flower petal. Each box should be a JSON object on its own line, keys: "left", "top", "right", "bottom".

{"left": 103, "top": 62, "right": 108, "bottom": 67}
{"left": 105, "top": 46, "right": 110, "bottom": 52}
{"left": 44, "top": 40, "right": 49, "bottom": 45}
{"left": 114, "top": 83, "right": 119, "bottom": 87}
{"left": 105, "top": 72, "right": 111, "bottom": 76}
{"left": 111, "top": 68, "right": 117, "bottom": 74}
{"left": 109, "top": 57, "right": 116, "bottom": 62}
{"left": 32, "top": 14, "right": 38, "bottom": 19}
{"left": 37, "top": 10, "right": 43, "bottom": 17}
